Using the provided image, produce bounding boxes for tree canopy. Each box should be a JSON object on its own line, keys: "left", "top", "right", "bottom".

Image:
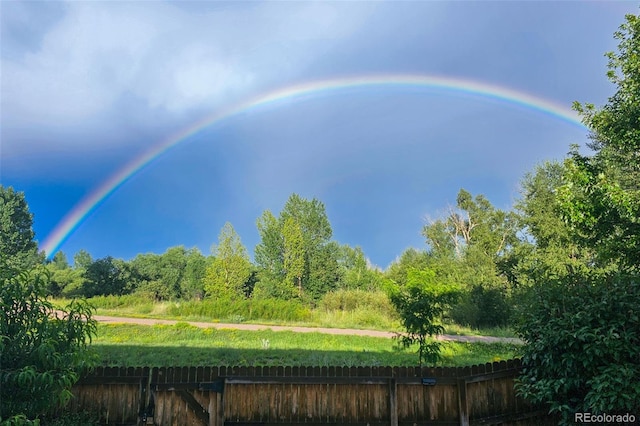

{"left": 516, "top": 13, "right": 640, "bottom": 421}
{"left": 0, "top": 186, "right": 41, "bottom": 269}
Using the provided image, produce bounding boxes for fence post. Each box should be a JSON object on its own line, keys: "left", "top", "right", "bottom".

{"left": 457, "top": 379, "right": 469, "bottom": 426}
{"left": 389, "top": 378, "right": 398, "bottom": 426}
{"left": 215, "top": 378, "right": 226, "bottom": 426}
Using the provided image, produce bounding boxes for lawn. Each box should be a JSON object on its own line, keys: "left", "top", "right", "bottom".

{"left": 92, "top": 322, "right": 522, "bottom": 367}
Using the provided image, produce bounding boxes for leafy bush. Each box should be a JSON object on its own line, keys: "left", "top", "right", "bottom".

{"left": 85, "top": 293, "right": 154, "bottom": 311}
{"left": 515, "top": 271, "right": 640, "bottom": 423}
{"left": 450, "top": 285, "right": 511, "bottom": 328}
{"left": 0, "top": 262, "right": 97, "bottom": 423}
{"left": 386, "top": 269, "right": 459, "bottom": 365}
{"left": 166, "top": 298, "right": 312, "bottom": 322}
{"left": 319, "top": 289, "right": 397, "bottom": 318}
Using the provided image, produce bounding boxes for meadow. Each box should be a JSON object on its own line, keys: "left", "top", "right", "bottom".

{"left": 53, "top": 293, "right": 520, "bottom": 367}
{"left": 55, "top": 292, "right": 516, "bottom": 338}
{"left": 93, "top": 322, "right": 522, "bottom": 367}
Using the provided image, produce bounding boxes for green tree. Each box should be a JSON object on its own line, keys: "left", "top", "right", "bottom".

{"left": 180, "top": 248, "right": 208, "bottom": 300}
{"left": 254, "top": 210, "right": 285, "bottom": 281}
{"left": 204, "top": 222, "right": 251, "bottom": 300}
{"left": 386, "top": 268, "right": 459, "bottom": 365}
{"left": 511, "top": 161, "right": 596, "bottom": 289}
{"left": 78, "top": 256, "right": 130, "bottom": 297}
{"left": 51, "top": 251, "right": 69, "bottom": 270}
{"left": 516, "top": 13, "right": 640, "bottom": 422}
{"left": 254, "top": 194, "right": 338, "bottom": 301}
{"left": 561, "top": 13, "right": 640, "bottom": 268}
{"left": 73, "top": 249, "right": 93, "bottom": 270}
{"left": 385, "top": 248, "right": 431, "bottom": 287}
{"left": 44, "top": 252, "right": 84, "bottom": 297}
{"left": 282, "top": 217, "right": 305, "bottom": 296}
{"left": 0, "top": 186, "right": 42, "bottom": 269}
{"left": 422, "top": 189, "right": 518, "bottom": 327}
{"left": 129, "top": 246, "right": 192, "bottom": 300}
{"left": 337, "top": 244, "right": 383, "bottom": 291}
{"left": 0, "top": 260, "right": 97, "bottom": 422}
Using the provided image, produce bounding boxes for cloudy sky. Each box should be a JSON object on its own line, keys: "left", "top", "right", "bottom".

{"left": 1, "top": 1, "right": 637, "bottom": 268}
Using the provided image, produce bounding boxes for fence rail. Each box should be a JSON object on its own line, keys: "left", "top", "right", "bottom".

{"left": 64, "top": 359, "right": 556, "bottom": 426}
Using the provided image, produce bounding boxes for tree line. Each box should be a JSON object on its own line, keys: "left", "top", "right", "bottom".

{"left": 0, "top": 157, "right": 618, "bottom": 332}
{"left": 37, "top": 193, "right": 384, "bottom": 305}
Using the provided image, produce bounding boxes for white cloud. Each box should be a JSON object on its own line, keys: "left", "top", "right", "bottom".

{"left": 1, "top": 1, "right": 373, "bottom": 150}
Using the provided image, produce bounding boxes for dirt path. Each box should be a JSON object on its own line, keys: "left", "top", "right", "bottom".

{"left": 94, "top": 315, "right": 522, "bottom": 344}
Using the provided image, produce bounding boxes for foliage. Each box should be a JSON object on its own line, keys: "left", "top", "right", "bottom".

{"left": 511, "top": 161, "right": 593, "bottom": 285}
{"left": 385, "top": 248, "right": 431, "bottom": 287}
{"left": 79, "top": 257, "right": 132, "bottom": 297}
{"left": 282, "top": 217, "right": 305, "bottom": 296}
{"left": 422, "top": 189, "right": 518, "bottom": 327}
{"left": 336, "top": 245, "right": 384, "bottom": 291}
{"left": 72, "top": 250, "right": 92, "bottom": 270}
{"left": 0, "top": 262, "right": 97, "bottom": 422}
{"left": 43, "top": 411, "right": 101, "bottom": 426}
{"left": 386, "top": 268, "right": 459, "bottom": 365}
{"left": 130, "top": 246, "right": 206, "bottom": 301}
{"left": 562, "top": 13, "right": 640, "bottom": 269}
{"left": 450, "top": 284, "right": 511, "bottom": 329}
{"left": 44, "top": 253, "right": 84, "bottom": 298}
{"left": 0, "top": 186, "right": 42, "bottom": 270}
{"left": 319, "top": 289, "right": 397, "bottom": 318}
{"left": 204, "top": 223, "right": 251, "bottom": 300}
{"left": 254, "top": 194, "right": 338, "bottom": 300}
{"left": 180, "top": 248, "right": 208, "bottom": 300}
{"left": 515, "top": 271, "right": 640, "bottom": 422}
{"left": 515, "top": 13, "right": 640, "bottom": 421}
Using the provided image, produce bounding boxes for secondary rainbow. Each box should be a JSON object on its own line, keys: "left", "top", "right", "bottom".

{"left": 41, "top": 74, "right": 587, "bottom": 258}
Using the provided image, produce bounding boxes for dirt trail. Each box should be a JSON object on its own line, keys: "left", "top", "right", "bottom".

{"left": 94, "top": 314, "right": 522, "bottom": 344}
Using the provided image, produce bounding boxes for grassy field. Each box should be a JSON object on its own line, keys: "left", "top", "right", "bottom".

{"left": 92, "top": 322, "right": 522, "bottom": 367}
{"left": 53, "top": 294, "right": 517, "bottom": 338}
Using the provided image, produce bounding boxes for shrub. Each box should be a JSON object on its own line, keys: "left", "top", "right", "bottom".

{"left": 386, "top": 269, "right": 459, "bottom": 366}
{"left": 0, "top": 262, "right": 97, "bottom": 422}
{"left": 319, "top": 289, "right": 397, "bottom": 318}
{"left": 450, "top": 285, "right": 511, "bottom": 328}
{"left": 166, "top": 298, "right": 311, "bottom": 322}
{"left": 515, "top": 271, "right": 640, "bottom": 423}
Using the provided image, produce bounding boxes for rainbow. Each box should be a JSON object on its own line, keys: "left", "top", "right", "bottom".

{"left": 40, "top": 74, "right": 587, "bottom": 258}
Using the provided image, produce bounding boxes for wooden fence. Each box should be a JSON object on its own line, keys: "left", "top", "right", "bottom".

{"left": 65, "top": 359, "right": 556, "bottom": 426}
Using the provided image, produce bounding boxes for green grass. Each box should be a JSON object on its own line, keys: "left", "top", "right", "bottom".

{"left": 442, "top": 323, "right": 517, "bottom": 339}
{"left": 53, "top": 294, "right": 516, "bottom": 338}
{"left": 92, "top": 323, "right": 522, "bottom": 367}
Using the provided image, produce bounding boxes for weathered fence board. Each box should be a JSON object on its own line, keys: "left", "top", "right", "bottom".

{"left": 62, "top": 359, "right": 557, "bottom": 426}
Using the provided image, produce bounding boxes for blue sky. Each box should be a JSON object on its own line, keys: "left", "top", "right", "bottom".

{"left": 1, "top": 1, "right": 637, "bottom": 268}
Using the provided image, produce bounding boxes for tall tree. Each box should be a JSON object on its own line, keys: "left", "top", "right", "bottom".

{"left": 204, "top": 222, "right": 251, "bottom": 300}
{"left": 560, "top": 13, "right": 640, "bottom": 268}
{"left": 281, "top": 194, "right": 336, "bottom": 299}
{"left": 73, "top": 249, "right": 93, "bottom": 270}
{"left": 282, "top": 217, "right": 305, "bottom": 296}
{"left": 512, "top": 161, "right": 594, "bottom": 288}
{"left": 254, "top": 194, "right": 338, "bottom": 300}
{"left": 180, "top": 248, "right": 208, "bottom": 300}
{"left": 254, "top": 210, "right": 284, "bottom": 279}
{"left": 517, "top": 14, "right": 640, "bottom": 421}
{"left": 80, "top": 256, "right": 130, "bottom": 297}
{"left": 421, "top": 189, "right": 518, "bottom": 327}
{"left": 280, "top": 194, "right": 332, "bottom": 252}
{"left": 45, "top": 251, "right": 84, "bottom": 297}
{"left": 337, "top": 244, "right": 383, "bottom": 291}
{"left": 0, "top": 186, "right": 41, "bottom": 269}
